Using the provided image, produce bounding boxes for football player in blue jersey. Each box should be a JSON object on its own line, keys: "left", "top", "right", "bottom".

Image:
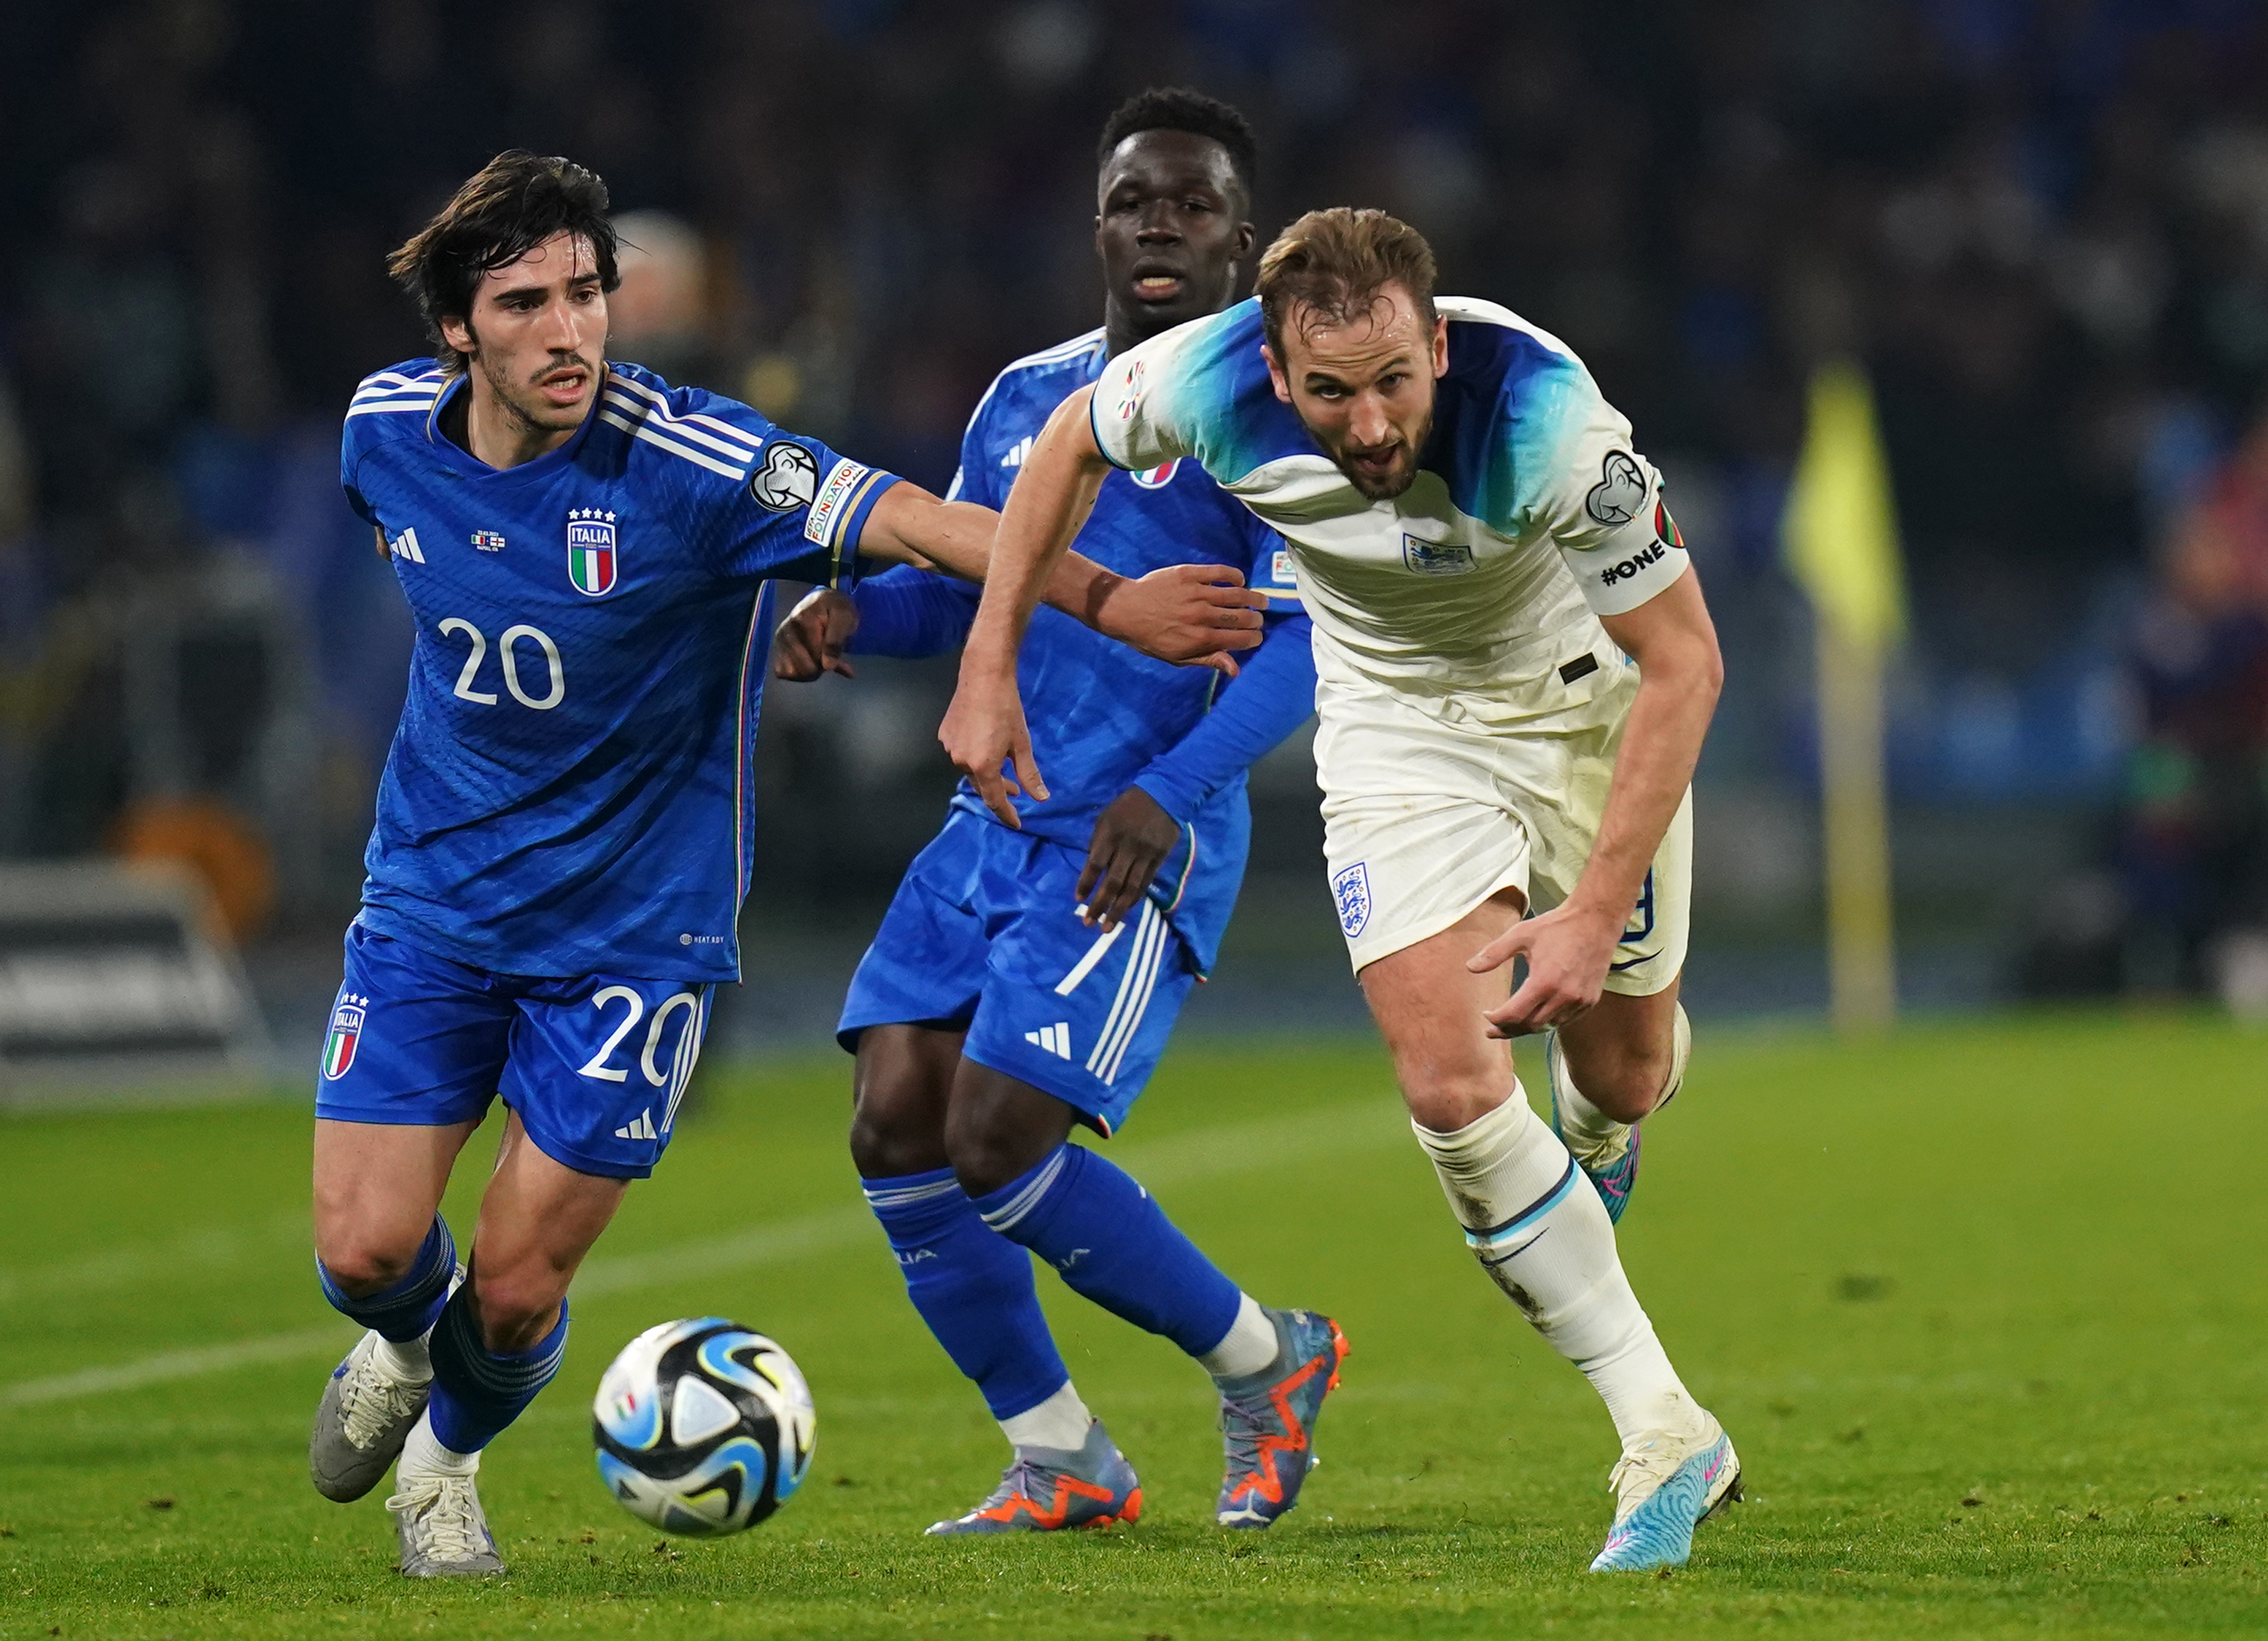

{"left": 771, "top": 90, "right": 1343, "bottom": 1537}
{"left": 306, "top": 150, "right": 1267, "bottom": 1578}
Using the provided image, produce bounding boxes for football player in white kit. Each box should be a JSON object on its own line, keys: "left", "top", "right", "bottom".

{"left": 938, "top": 208, "right": 1736, "bottom": 1571}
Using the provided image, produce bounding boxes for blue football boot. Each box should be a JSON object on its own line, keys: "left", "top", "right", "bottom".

{"left": 925, "top": 1420, "right": 1142, "bottom": 1535}
{"left": 1545, "top": 1004, "right": 1689, "bottom": 1225}
{"left": 1213, "top": 1307, "right": 1349, "bottom": 1529}
{"left": 1589, "top": 1415, "right": 1741, "bottom": 1572}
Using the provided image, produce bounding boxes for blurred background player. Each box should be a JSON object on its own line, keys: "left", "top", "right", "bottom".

{"left": 772, "top": 89, "right": 1341, "bottom": 1537}
{"left": 309, "top": 150, "right": 1262, "bottom": 1578}
{"left": 940, "top": 208, "right": 1733, "bottom": 1572}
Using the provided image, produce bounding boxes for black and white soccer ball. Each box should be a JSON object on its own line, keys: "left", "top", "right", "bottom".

{"left": 592, "top": 1317, "right": 816, "bottom": 1537}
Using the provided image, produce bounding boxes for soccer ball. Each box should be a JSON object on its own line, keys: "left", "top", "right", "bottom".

{"left": 591, "top": 1317, "right": 815, "bottom": 1536}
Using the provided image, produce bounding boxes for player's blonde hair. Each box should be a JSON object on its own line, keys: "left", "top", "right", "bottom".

{"left": 1254, "top": 208, "right": 1437, "bottom": 358}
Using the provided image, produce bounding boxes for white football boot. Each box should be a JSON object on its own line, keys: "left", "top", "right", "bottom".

{"left": 389, "top": 1467, "right": 505, "bottom": 1577}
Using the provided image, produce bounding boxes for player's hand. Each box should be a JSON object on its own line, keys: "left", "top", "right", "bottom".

{"left": 939, "top": 669, "right": 1046, "bottom": 827}
{"left": 1468, "top": 901, "right": 1626, "bottom": 1037}
{"left": 1094, "top": 564, "right": 1266, "bottom": 677}
{"left": 1076, "top": 788, "right": 1178, "bottom": 931}
{"left": 772, "top": 588, "right": 859, "bottom": 681}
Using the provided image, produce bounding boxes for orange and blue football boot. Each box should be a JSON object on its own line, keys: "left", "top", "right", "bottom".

{"left": 924, "top": 1420, "right": 1141, "bottom": 1536}
{"left": 1213, "top": 1307, "right": 1348, "bottom": 1529}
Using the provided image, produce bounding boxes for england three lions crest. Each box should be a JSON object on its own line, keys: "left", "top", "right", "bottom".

{"left": 567, "top": 508, "right": 619, "bottom": 597}
{"left": 1331, "top": 862, "right": 1372, "bottom": 938}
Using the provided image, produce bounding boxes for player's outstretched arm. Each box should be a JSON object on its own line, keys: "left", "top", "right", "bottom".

{"left": 938, "top": 386, "right": 1260, "bottom": 824}
{"left": 1470, "top": 567, "right": 1723, "bottom": 1035}
{"left": 935, "top": 390, "right": 1106, "bottom": 823}
{"left": 859, "top": 453, "right": 1265, "bottom": 670}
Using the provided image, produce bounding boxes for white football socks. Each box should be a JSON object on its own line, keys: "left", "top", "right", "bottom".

{"left": 1197, "top": 1293, "right": 1279, "bottom": 1380}
{"left": 1414, "top": 1084, "right": 1706, "bottom": 1446}
{"left": 373, "top": 1332, "right": 433, "bottom": 1384}
{"left": 397, "top": 1411, "right": 478, "bottom": 1481}
{"left": 998, "top": 1381, "right": 1094, "bottom": 1453}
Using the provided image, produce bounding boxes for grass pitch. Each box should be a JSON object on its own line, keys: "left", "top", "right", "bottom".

{"left": 2, "top": 1012, "right": 2264, "bottom": 1640}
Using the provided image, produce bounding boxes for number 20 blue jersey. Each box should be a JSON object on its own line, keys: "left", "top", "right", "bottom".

{"left": 340, "top": 360, "right": 902, "bottom": 983}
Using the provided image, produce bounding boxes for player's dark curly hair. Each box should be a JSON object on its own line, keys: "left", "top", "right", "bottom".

{"left": 388, "top": 150, "right": 621, "bottom": 376}
{"left": 1097, "top": 88, "right": 1257, "bottom": 204}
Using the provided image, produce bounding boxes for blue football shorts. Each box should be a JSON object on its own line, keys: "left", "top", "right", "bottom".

{"left": 837, "top": 807, "right": 1197, "bottom": 1136}
{"left": 314, "top": 921, "right": 712, "bottom": 1179}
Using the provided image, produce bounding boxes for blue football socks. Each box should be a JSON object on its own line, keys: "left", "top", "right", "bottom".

{"left": 316, "top": 1214, "right": 455, "bottom": 1343}
{"left": 426, "top": 1283, "right": 570, "bottom": 1454}
{"left": 975, "top": 1144, "right": 1242, "bottom": 1359}
{"left": 863, "top": 1168, "right": 1069, "bottom": 1421}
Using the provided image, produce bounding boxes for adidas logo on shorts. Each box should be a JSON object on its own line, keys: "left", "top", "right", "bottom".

{"left": 1023, "top": 1023, "right": 1072, "bottom": 1059}
{"left": 613, "top": 1109, "right": 659, "bottom": 1141}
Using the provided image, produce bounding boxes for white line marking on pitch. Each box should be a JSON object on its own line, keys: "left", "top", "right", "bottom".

{"left": 0, "top": 1101, "right": 1402, "bottom": 1408}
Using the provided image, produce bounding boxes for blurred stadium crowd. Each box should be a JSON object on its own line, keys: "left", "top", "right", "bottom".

{"left": 3, "top": 0, "right": 2266, "bottom": 1006}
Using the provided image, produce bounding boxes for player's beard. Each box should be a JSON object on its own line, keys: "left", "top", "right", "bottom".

{"left": 1329, "top": 411, "right": 1432, "bottom": 501}
{"left": 483, "top": 346, "right": 599, "bottom": 438}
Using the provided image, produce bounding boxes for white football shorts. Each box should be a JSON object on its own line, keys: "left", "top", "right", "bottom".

{"left": 1313, "top": 632, "right": 1690, "bottom": 995}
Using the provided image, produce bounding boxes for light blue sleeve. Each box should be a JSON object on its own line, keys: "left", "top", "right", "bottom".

{"left": 1493, "top": 360, "right": 1688, "bottom": 618}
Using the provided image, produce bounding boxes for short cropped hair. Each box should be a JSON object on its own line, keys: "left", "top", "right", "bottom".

{"left": 1096, "top": 88, "right": 1257, "bottom": 203}
{"left": 388, "top": 151, "right": 621, "bottom": 375}
{"left": 1254, "top": 208, "right": 1437, "bottom": 359}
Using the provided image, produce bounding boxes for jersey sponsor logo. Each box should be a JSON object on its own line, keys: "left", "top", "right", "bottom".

{"left": 750, "top": 441, "right": 820, "bottom": 511}
{"left": 1271, "top": 547, "right": 1296, "bottom": 583}
{"left": 1128, "top": 459, "right": 1181, "bottom": 489}
{"left": 805, "top": 457, "right": 871, "bottom": 546}
{"left": 1599, "top": 540, "right": 1669, "bottom": 587}
{"left": 322, "top": 993, "right": 369, "bottom": 1080}
{"left": 566, "top": 508, "right": 620, "bottom": 597}
{"left": 1585, "top": 450, "right": 1647, "bottom": 527}
{"left": 1332, "top": 862, "right": 1372, "bottom": 938}
{"left": 388, "top": 527, "right": 425, "bottom": 565}
{"left": 1402, "top": 534, "right": 1476, "bottom": 576}
{"left": 470, "top": 529, "right": 506, "bottom": 553}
